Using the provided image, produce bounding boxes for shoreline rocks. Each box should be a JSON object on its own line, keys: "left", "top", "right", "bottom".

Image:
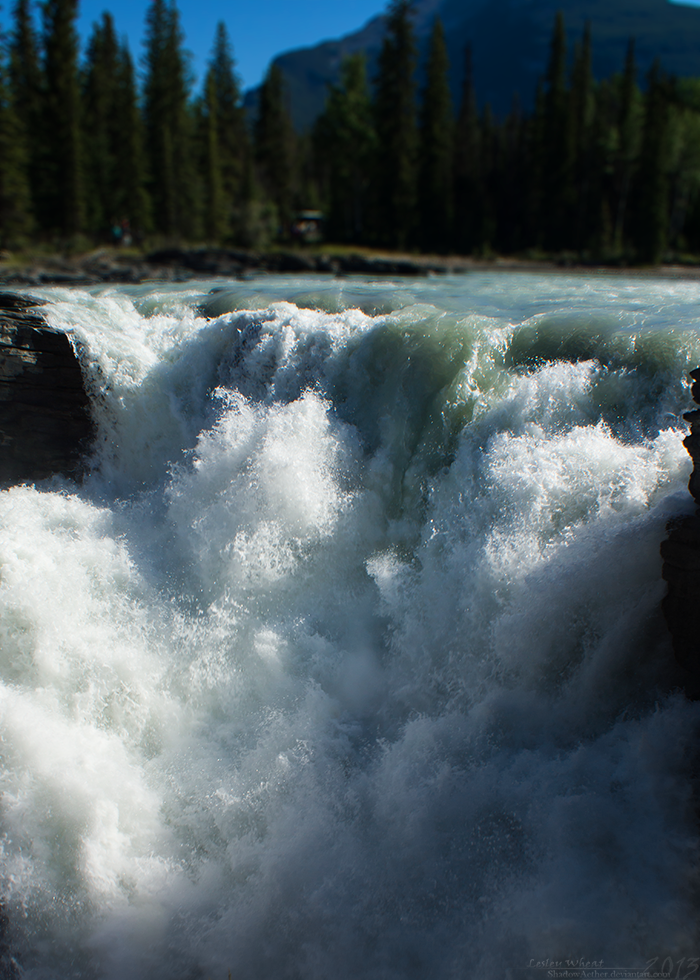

{"left": 0, "top": 247, "right": 459, "bottom": 286}
{"left": 4, "top": 247, "right": 700, "bottom": 287}
{"left": 7, "top": 247, "right": 700, "bottom": 287}
{"left": 0, "top": 292, "right": 93, "bottom": 484}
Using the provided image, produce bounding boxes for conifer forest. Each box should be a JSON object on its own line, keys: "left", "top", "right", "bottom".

{"left": 2, "top": 0, "right": 700, "bottom": 264}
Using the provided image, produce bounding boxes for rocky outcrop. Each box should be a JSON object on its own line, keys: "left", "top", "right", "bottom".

{"left": 661, "top": 368, "right": 700, "bottom": 674}
{"left": 0, "top": 292, "right": 93, "bottom": 484}
{"left": 661, "top": 516, "right": 700, "bottom": 674}
{"left": 683, "top": 368, "right": 700, "bottom": 505}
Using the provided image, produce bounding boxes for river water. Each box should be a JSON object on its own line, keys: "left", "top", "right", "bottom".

{"left": 1, "top": 271, "right": 699, "bottom": 979}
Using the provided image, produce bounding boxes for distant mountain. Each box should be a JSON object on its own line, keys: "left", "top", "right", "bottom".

{"left": 244, "top": 0, "right": 700, "bottom": 130}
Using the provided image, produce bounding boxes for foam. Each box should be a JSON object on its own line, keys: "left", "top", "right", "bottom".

{"left": 0, "top": 273, "right": 698, "bottom": 978}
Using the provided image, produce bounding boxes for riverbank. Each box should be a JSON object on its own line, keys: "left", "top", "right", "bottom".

{"left": 3, "top": 245, "right": 700, "bottom": 285}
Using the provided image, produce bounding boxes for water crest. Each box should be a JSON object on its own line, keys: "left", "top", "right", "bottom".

{"left": 0, "top": 272, "right": 698, "bottom": 979}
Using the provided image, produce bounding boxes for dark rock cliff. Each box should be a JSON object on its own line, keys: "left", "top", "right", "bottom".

{"left": 0, "top": 292, "right": 93, "bottom": 485}
{"left": 661, "top": 368, "right": 700, "bottom": 676}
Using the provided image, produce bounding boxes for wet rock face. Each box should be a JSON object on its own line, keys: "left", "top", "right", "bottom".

{"left": 661, "top": 368, "right": 700, "bottom": 675}
{"left": 661, "top": 514, "right": 700, "bottom": 674}
{"left": 0, "top": 292, "right": 93, "bottom": 484}
{"left": 683, "top": 368, "right": 700, "bottom": 507}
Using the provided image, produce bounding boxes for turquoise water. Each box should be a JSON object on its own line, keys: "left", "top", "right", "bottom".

{"left": 1, "top": 271, "right": 699, "bottom": 979}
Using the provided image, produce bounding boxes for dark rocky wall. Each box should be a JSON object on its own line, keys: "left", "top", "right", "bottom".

{"left": 0, "top": 292, "right": 93, "bottom": 484}
{"left": 661, "top": 368, "right": 700, "bottom": 676}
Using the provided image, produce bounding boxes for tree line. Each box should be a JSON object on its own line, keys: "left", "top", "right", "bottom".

{"left": 0, "top": 0, "right": 259, "bottom": 248}
{"left": 319, "top": 1, "right": 700, "bottom": 263}
{"left": 1, "top": 0, "right": 700, "bottom": 263}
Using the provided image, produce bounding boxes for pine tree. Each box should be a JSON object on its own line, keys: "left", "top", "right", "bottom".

{"left": 82, "top": 16, "right": 149, "bottom": 240}
{"left": 632, "top": 60, "right": 670, "bottom": 263}
{"left": 208, "top": 23, "right": 249, "bottom": 225}
{"left": 569, "top": 23, "right": 594, "bottom": 249}
{"left": 373, "top": 0, "right": 418, "bottom": 248}
{"left": 670, "top": 81, "right": 700, "bottom": 253}
{"left": 113, "top": 43, "right": 151, "bottom": 239}
{"left": 295, "top": 131, "right": 322, "bottom": 214}
{"left": 496, "top": 96, "right": 528, "bottom": 253}
{"left": 613, "top": 39, "right": 641, "bottom": 250}
{"left": 42, "top": 0, "right": 84, "bottom": 238}
{"left": 522, "top": 79, "right": 546, "bottom": 249}
{"left": 0, "top": 54, "right": 32, "bottom": 246}
{"left": 541, "top": 10, "right": 571, "bottom": 250}
{"left": 586, "top": 77, "right": 616, "bottom": 254}
{"left": 200, "top": 69, "right": 224, "bottom": 241}
{"left": 254, "top": 62, "right": 295, "bottom": 236}
{"left": 479, "top": 102, "right": 497, "bottom": 251}
{"left": 315, "top": 53, "right": 375, "bottom": 242}
{"left": 570, "top": 26, "right": 593, "bottom": 155}
{"left": 143, "top": 0, "right": 197, "bottom": 239}
{"left": 418, "top": 18, "right": 453, "bottom": 252}
{"left": 9, "top": 0, "right": 42, "bottom": 228}
{"left": 81, "top": 14, "right": 119, "bottom": 236}
{"left": 453, "top": 44, "right": 480, "bottom": 253}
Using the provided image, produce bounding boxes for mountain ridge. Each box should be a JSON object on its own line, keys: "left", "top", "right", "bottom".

{"left": 243, "top": 0, "right": 700, "bottom": 130}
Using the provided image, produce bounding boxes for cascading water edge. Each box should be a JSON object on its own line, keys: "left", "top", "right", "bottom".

{"left": 0, "top": 272, "right": 698, "bottom": 980}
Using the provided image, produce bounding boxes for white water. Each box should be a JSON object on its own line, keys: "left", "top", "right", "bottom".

{"left": 1, "top": 271, "right": 699, "bottom": 979}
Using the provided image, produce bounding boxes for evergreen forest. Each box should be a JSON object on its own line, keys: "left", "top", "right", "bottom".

{"left": 3, "top": 0, "right": 700, "bottom": 264}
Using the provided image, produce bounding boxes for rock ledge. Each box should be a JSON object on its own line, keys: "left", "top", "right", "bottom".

{"left": 0, "top": 292, "right": 93, "bottom": 484}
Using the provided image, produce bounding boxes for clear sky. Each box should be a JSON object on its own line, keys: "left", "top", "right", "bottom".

{"left": 74, "top": 0, "right": 387, "bottom": 94}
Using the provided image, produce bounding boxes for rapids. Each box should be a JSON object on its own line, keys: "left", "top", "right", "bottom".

{"left": 0, "top": 270, "right": 699, "bottom": 979}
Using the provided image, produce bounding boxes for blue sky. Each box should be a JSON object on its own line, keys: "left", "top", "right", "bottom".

{"left": 74, "top": 0, "right": 387, "bottom": 93}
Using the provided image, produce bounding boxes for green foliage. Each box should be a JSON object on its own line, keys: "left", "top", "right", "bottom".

{"left": 0, "top": 56, "right": 32, "bottom": 245}
{"left": 209, "top": 23, "right": 249, "bottom": 217}
{"left": 82, "top": 15, "right": 150, "bottom": 240}
{"left": 568, "top": 24, "right": 595, "bottom": 248}
{"left": 255, "top": 63, "right": 296, "bottom": 235}
{"left": 632, "top": 60, "right": 670, "bottom": 262}
{"left": 143, "top": 0, "right": 197, "bottom": 239}
{"left": 314, "top": 53, "right": 375, "bottom": 243}
{"left": 114, "top": 45, "right": 152, "bottom": 238}
{"left": 9, "top": 0, "right": 42, "bottom": 225}
{"left": 42, "top": 0, "right": 84, "bottom": 238}
{"left": 610, "top": 39, "right": 642, "bottom": 250}
{"left": 373, "top": 0, "right": 418, "bottom": 248}
{"left": 230, "top": 198, "right": 278, "bottom": 250}
{"left": 418, "top": 19, "right": 453, "bottom": 252}
{"left": 196, "top": 22, "right": 251, "bottom": 243}
{"left": 541, "top": 11, "right": 572, "bottom": 249}
{"left": 82, "top": 13, "right": 119, "bottom": 234}
{"left": 5, "top": 1, "right": 700, "bottom": 261}
{"left": 453, "top": 45, "right": 480, "bottom": 253}
{"left": 199, "top": 70, "right": 224, "bottom": 242}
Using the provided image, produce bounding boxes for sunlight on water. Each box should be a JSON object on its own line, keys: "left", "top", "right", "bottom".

{"left": 1, "top": 271, "right": 699, "bottom": 979}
